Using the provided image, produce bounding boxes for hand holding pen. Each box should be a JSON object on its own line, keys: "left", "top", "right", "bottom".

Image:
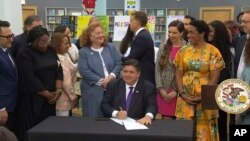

{"left": 116, "top": 106, "right": 127, "bottom": 119}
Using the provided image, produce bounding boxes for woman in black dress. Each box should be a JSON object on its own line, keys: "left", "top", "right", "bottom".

{"left": 16, "top": 26, "right": 63, "bottom": 141}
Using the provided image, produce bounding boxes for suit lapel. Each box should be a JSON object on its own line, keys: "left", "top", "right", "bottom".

{"left": 0, "top": 49, "right": 16, "bottom": 76}
{"left": 119, "top": 80, "right": 126, "bottom": 110}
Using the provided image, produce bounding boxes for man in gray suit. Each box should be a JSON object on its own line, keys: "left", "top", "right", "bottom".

{"left": 101, "top": 59, "right": 157, "bottom": 125}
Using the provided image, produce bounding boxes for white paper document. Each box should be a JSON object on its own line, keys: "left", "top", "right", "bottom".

{"left": 110, "top": 117, "right": 148, "bottom": 130}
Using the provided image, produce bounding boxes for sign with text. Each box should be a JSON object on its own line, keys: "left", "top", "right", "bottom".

{"left": 113, "top": 16, "right": 130, "bottom": 41}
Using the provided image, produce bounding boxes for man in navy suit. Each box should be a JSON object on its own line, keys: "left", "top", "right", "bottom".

{"left": 122, "top": 11, "right": 155, "bottom": 84}
{"left": 0, "top": 20, "right": 18, "bottom": 128}
{"left": 101, "top": 59, "right": 157, "bottom": 125}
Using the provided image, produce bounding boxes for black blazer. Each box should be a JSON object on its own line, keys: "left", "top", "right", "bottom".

{"left": 101, "top": 78, "right": 157, "bottom": 119}
{"left": 10, "top": 32, "right": 28, "bottom": 60}
{"left": 122, "top": 29, "right": 155, "bottom": 84}
{"left": 0, "top": 49, "right": 18, "bottom": 112}
{"left": 234, "top": 35, "right": 247, "bottom": 77}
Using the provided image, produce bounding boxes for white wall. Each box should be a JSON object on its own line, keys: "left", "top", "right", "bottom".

{"left": 0, "top": 0, "right": 23, "bottom": 35}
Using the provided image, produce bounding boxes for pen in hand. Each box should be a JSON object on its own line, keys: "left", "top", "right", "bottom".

{"left": 117, "top": 106, "right": 127, "bottom": 119}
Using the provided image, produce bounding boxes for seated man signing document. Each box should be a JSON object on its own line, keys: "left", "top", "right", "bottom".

{"left": 101, "top": 59, "right": 157, "bottom": 125}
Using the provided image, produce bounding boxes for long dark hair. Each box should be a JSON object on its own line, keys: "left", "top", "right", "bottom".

{"left": 159, "top": 20, "right": 184, "bottom": 70}
{"left": 208, "top": 20, "right": 231, "bottom": 69}
{"left": 119, "top": 25, "right": 134, "bottom": 55}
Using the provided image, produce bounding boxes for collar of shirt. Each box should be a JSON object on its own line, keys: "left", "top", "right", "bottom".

{"left": 1, "top": 47, "right": 7, "bottom": 52}
{"left": 134, "top": 27, "right": 145, "bottom": 36}
{"left": 247, "top": 34, "right": 249, "bottom": 39}
{"left": 91, "top": 46, "right": 104, "bottom": 53}
{"left": 125, "top": 80, "right": 138, "bottom": 91}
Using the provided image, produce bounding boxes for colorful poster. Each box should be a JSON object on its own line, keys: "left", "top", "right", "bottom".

{"left": 113, "top": 16, "right": 130, "bottom": 41}
{"left": 97, "top": 16, "right": 109, "bottom": 35}
{"left": 76, "top": 16, "right": 109, "bottom": 38}
{"left": 76, "top": 16, "right": 92, "bottom": 38}
{"left": 124, "top": 0, "right": 140, "bottom": 15}
{"left": 166, "top": 15, "right": 184, "bottom": 39}
{"left": 146, "top": 16, "right": 156, "bottom": 40}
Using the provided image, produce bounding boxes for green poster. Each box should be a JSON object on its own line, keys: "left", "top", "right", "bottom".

{"left": 97, "top": 16, "right": 109, "bottom": 35}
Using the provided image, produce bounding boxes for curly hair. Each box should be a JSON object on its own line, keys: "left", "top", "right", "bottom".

{"left": 27, "top": 25, "right": 49, "bottom": 43}
{"left": 80, "top": 22, "right": 107, "bottom": 47}
{"left": 190, "top": 20, "right": 210, "bottom": 42}
{"left": 119, "top": 25, "right": 134, "bottom": 55}
{"left": 159, "top": 20, "right": 184, "bottom": 70}
{"left": 208, "top": 20, "right": 231, "bottom": 69}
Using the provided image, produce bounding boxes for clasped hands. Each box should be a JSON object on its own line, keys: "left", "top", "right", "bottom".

{"left": 159, "top": 88, "right": 177, "bottom": 102}
{"left": 46, "top": 91, "right": 61, "bottom": 104}
{"left": 116, "top": 110, "right": 152, "bottom": 125}
{"left": 180, "top": 93, "right": 201, "bottom": 105}
{"left": 101, "top": 75, "right": 115, "bottom": 88}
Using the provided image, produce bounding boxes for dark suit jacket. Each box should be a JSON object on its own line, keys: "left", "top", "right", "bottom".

{"left": 10, "top": 32, "right": 28, "bottom": 60}
{"left": 234, "top": 34, "right": 247, "bottom": 77}
{"left": 101, "top": 78, "right": 157, "bottom": 119}
{"left": 122, "top": 29, "right": 155, "bottom": 84}
{"left": 0, "top": 49, "right": 18, "bottom": 112}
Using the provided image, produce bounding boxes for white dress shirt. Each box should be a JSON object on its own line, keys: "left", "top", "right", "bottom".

{"left": 237, "top": 34, "right": 249, "bottom": 79}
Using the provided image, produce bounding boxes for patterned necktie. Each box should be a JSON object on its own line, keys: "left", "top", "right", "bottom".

{"left": 126, "top": 87, "right": 134, "bottom": 111}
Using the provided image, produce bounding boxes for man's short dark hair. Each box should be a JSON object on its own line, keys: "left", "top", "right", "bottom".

{"left": 184, "top": 15, "right": 196, "bottom": 21}
{"left": 132, "top": 11, "right": 148, "bottom": 27}
{"left": 122, "top": 59, "right": 141, "bottom": 72}
{"left": 0, "top": 20, "right": 10, "bottom": 33}
{"left": 236, "top": 12, "right": 244, "bottom": 23}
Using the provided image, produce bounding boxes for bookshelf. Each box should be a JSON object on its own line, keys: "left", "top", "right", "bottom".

{"left": 106, "top": 8, "right": 124, "bottom": 40}
{"left": 166, "top": 8, "right": 188, "bottom": 16}
{"left": 45, "top": 7, "right": 83, "bottom": 37}
{"left": 146, "top": 8, "right": 166, "bottom": 41}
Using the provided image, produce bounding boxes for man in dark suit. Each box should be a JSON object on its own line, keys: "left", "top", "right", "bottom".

{"left": 234, "top": 10, "right": 250, "bottom": 125}
{"left": 235, "top": 10, "right": 250, "bottom": 79}
{"left": 234, "top": 34, "right": 247, "bottom": 78}
{"left": 122, "top": 11, "right": 155, "bottom": 84}
{"left": 101, "top": 59, "right": 157, "bottom": 125}
{"left": 10, "top": 15, "right": 42, "bottom": 60}
{"left": 0, "top": 20, "right": 18, "bottom": 128}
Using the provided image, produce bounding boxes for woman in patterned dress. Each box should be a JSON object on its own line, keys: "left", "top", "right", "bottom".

{"left": 174, "top": 20, "right": 224, "bottom": 141}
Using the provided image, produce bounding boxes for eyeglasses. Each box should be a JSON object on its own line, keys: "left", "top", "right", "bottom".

{"left": 0, "top": 33, "right": 15, "bottom": 39}
{"left": 239, "top": 20, "right": 250, "bottom": 24}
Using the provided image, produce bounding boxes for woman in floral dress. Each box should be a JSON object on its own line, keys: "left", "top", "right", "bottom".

{"left": 174, "top": 20, "right": 224, "bottom": 141}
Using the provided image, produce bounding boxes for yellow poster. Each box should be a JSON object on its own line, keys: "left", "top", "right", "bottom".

{"left": 76, "top": 16, "right": 92, "bottom": 38}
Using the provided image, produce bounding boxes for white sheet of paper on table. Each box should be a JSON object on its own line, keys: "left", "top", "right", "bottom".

{"left": 110, "top": 117, "right": 148, "bottom": 130}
